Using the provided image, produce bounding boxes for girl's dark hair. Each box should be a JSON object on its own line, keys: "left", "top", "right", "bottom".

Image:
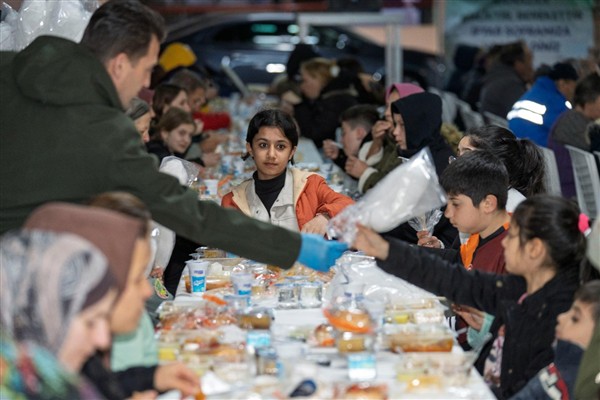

{"left": 155, "top": 108, "right": 195, "bottom": 134}
{"left": 575, "top": 280, "right": 600, "bottom": 323}
{"left": 465, "top": 125, "right": 547, "bottom": 196}
{"left": 152, "top": 83, "right": 186, "bottom": 118}
{"left": 513, "top": 195, "right": 586, "bottom": 273}
{"left": 243, "top": 109, "right": 299, "bottom": 161}
{"left": 87, "top": 191, "right": 151, "bottom": 238}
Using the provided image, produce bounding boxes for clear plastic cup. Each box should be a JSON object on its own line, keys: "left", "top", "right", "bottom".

{"left": 185, "top": 260, "right": 209, "bottom": 296}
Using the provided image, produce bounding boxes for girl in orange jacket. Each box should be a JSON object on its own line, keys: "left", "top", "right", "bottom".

{"left": 221, "top": 109, "right": 353, "bottom": 236}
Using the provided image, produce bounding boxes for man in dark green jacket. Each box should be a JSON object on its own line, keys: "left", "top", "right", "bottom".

{"left": 0, "top": 0, "right": 345, "bottom": 271}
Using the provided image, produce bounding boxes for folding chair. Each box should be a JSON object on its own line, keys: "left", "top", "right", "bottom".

{"left": 483, "top": 111, "right": 509, "bottom": 129}
{"left": 537, "top": 146, "right": 562, "bottom": 196}
{"left": 455, "top": 98, "right": 485, "bottom": 130}
{"left": 428, "top": 88, "right": 458, "bottom": 124}
{"left": 565, "top": 145, "right": 600, "bottom": 217}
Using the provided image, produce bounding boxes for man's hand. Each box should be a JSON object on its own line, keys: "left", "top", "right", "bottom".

{"left": 154, "top": 363, "right": 201, "bottom": 398}
{"left": 298, "top": 234, "right": 348, "bottom": 272}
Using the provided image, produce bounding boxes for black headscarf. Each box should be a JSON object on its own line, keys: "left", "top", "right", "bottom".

{"left": 391, "top": 92, "right": 453, "bottom": 175}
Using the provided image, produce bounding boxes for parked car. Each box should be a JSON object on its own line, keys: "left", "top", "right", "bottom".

{"left": 165, "top": 12, "right": 447, "bottom": 94}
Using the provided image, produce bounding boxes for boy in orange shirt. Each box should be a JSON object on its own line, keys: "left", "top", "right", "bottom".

{"left": 420, "top": 151, "right": 511, "bottom": 349}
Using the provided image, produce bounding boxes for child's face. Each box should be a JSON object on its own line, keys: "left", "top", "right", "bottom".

{"left": 166, "top": 90, "right": 191, "bottom": 114}
{"left": 391, "top": 113, "right": 406, "bottom": 149}
{"left": 501, "top": 224, "right": 527, "bottom": 275}
{"left": 341, "top": 121, "right": 364, "bottom": 157}
{"left": 556, "top": 299, "right": 596, "bottom": 349}
{"left": 188, "top": 88, "right": 207, "bottom": 112}
{"left": 134, "top": 112, "right": 152, "bottom": 143}
{"left": 161, "top": 123, "right": 194, "bottom": 154}
{"left": 247, "top": 126, "right": 296, "bottom": 180}
{"left": 444, "top": 194, "right": 486, "bottom": 234}
{"left": 457, "top": 136, "right": 476, "bottom": 156}
{"left": 299, "top": 69, "right": 324, "bottom": 100}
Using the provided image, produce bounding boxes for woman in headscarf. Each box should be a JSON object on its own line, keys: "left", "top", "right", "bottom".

{"left": 0, "top": 229, "right": 117, "bottom": 399}
{"left": 391, "top": 92, "right": 454, "bottom": 175}
{"left": 379, "top": 92, "right": 458, "bottom": 247}
{"left": 23, "top": 201, "right": 200, "bottom": 400}
{"left": 346, "top": 83, "right": 426, "bottom": 194}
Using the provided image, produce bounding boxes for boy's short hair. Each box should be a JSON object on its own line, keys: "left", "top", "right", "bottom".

{"left": 440, "top": 150, "right": 509, "bottom": 209}
{"left": 340, "top": 104, "right": 380, "bottom": 131}
{"left": 575, "top": 280, "right": 600, "bottom": 324}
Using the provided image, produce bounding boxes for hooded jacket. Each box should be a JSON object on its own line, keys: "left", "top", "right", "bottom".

{"left": 392, "top": 92, "right": 454, "bottom": 176}
{"left": 0, "top": 36, "right": 301, "bottom": 267}
{"left": 358, "top": 92, "right": 454, "bottom": 193}
{"left": 510, "top": 339, "right": 585, "bottom": 400}
{"left": 221, "top": 168, "right": 353, "bottom": 231}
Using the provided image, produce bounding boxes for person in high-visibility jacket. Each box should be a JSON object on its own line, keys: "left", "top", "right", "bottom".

{"left": 508, "top": 62, "right": 579, "bottom": 147}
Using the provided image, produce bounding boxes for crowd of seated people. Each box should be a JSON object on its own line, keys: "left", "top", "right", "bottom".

{"left": 1, "top": 1, "right": 599, "bottom": 399}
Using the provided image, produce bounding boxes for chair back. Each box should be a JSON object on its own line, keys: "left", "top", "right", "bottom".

{"left": 455, "top": 98, "right": 485, "bottom": 130}
{"left": 565, "top": 145, "right": 600, "bottom": 216}
{"left": 483, "top": 111, "right": 509, "bottom": 129}
{"left": 428, "top": 88, "right": 458, "bottom": 124}
{"left": 537, "top": 146, "right": 562, "bottom": 196}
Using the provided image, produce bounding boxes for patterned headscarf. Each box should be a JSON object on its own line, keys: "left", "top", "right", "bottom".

{"left": 23, "top": 202, "right": 145, "bottom": 293}
{"left": 0, "top": 230, "right": 115, "bottom": 355}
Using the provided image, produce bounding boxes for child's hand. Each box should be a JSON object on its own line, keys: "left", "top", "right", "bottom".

{"left": 345, "top": 156, "right": 368, "bottom": 179}
{"left": 322, "top": 140, "right": 340, "bottom": 160}
{"left": 417, "top": 231, "right": 442, "bottom": 248}
{"left": 371, "top": 120, "right": 392, "bottom": 140}
{"left": 453, "top": 304, "right": 485, "bottom": 331}
{"left": 194, "top": 119, "right": 205, "bottom": 136}
{"left": 353, "top": 224, "right": 390, "bottom": 260}
{"left": 154, "top": 363, "right": 201, "bottom": 397}
{"left": 128, "top": 391, "right": 157, "bottom": 400}
{"left": 201, "top": 152, "right": 221, "bottom": 168}
{"left": 301, "top": 214, "right": 329, "bottom": 235}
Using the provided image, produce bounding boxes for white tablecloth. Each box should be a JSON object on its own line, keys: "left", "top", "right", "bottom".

{"left": 172, "top": 270, "right": 495, "bottom": 399}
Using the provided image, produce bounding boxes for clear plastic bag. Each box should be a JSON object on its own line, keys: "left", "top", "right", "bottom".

{"left": 0, "top": 3, "right": 18, "bottom": 51}
{"left": 326, "top": 251, "right": 438, "bottom": 305}
{"left": 327, "top": 148, "right": 447, "bottom": 244}
{"left": 159, "top": 156, "right": 201, "bottom": 188}
{"left": 408, "top": 208, "right": 443, "bottom": 236}
{"left": 11, "top": 0, "right": 99, "bottom": 51}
